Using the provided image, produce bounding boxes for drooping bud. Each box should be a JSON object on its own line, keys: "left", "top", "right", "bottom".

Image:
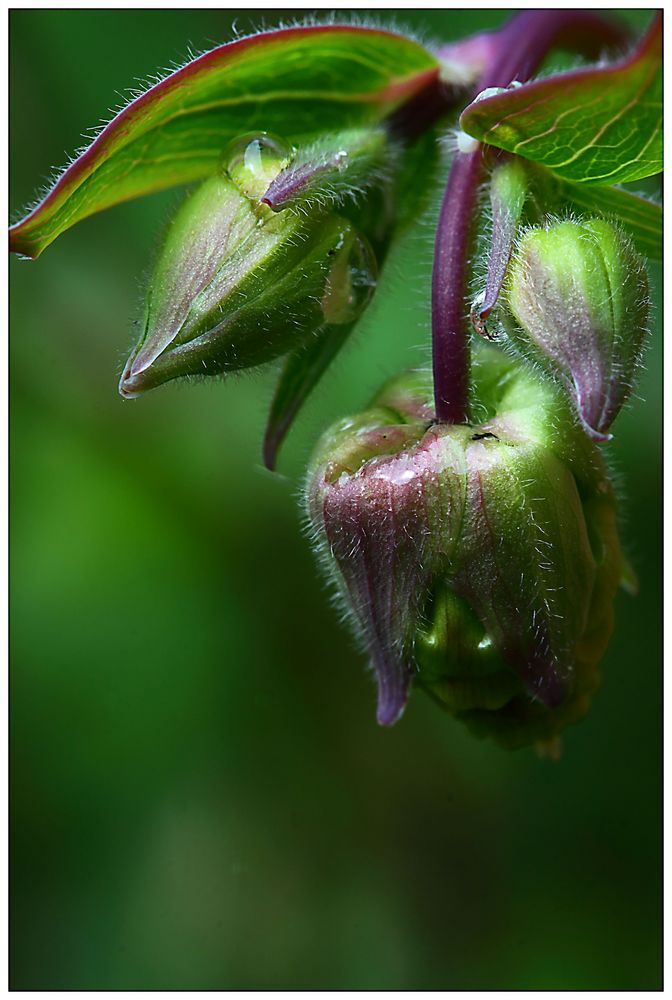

{"left": 119, "top": 131, "right": 379, "bottom": 398}
{"left": 502, "top": 218, "right": 650, "bottom": 440}
{"left": 305, "top": 344, "right": 625, "bottom": 747}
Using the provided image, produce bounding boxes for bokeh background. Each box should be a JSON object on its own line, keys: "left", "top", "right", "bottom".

{"left": 10, "top": 9, "right": 661, "bottom": 990}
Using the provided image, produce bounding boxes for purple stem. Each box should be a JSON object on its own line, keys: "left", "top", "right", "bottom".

{"left": 431, "top": 9, "right": 630, "bottom": 423}
{"left": 431, "top": 149, "right": 482, "bottom": 423}
{"left": 385, "top": 75, "right": 467, "bottom": 143}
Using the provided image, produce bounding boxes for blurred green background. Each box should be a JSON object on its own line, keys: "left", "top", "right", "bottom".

{"left": 10, "top": 9, "right": 661, "bottom": 990}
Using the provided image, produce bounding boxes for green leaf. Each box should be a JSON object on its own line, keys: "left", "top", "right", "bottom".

{"left": 549, "top": 177, "right": 662, "bottom": 260}
{"left": 263, "top": 326, "right": 352, "bottom": 470}
{"left": 460, "top": 15, "right": 662, "bottom": 186}
{"left": 10, "top": 24, "right": 439, "bottom": 259}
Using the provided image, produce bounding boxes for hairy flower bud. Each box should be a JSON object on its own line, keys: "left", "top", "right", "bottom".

{"left": 119, "top": 132, "right": 378, "bottom": 397}
{"left": 502, "top": 218, "right": 650, "bottom": 440}
{"left": 305, "top": 346, "right": 625, "bottom": 747}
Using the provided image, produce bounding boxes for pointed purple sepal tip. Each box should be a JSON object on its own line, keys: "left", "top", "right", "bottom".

{"left": 374, "top": 658, "right": 411, "bottom": 727}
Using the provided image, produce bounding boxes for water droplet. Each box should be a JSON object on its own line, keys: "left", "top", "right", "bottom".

{"left": 322, "top": 228, "right": 377, "bottom": 325}
{"left": 224, "top": 132, "right": 294, "bottom": 199}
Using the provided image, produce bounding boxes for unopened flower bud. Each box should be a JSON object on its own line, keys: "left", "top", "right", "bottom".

{"left": 502, "top": 218, "right": 650, "bottom": 440}
{"left": 306, "top": 345, "right": 625, "bottom": 747}
{"left": 120, "top": 132, "right": 377, "bottom": 397}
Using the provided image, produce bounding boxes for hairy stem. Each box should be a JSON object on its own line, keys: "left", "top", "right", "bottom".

{"left": 431, "top": 9, "right": 629, "bottom": 424}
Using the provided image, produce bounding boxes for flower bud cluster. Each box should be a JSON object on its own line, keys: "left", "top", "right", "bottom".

{"left": 114, "top": 123, "right": 649, "bottom": 751}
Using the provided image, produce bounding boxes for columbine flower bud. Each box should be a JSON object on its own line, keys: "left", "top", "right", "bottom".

{"left": 119, "top": 132, "right": 377, "bottom": 397}
{"left": 502, "top": 218, "right": 650, "bottom": 440}
{"left": 305, "top": 345, "right": 624, "bottom": 747}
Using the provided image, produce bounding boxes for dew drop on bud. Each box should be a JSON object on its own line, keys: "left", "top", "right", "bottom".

{"left": 224, "top": 132, "right": 295, "bottom": 199}
{"left": 321, "top": 230, "right": 377, "bottom": 325}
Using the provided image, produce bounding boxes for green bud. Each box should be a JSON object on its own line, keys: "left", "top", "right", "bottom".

{"left": 305, "top": 344, "right": 625, "bottom": 747}
{"left": 502, "top": 218, "right": 650, "bottom": 440}
{"left": 119, "top": 132, "right": 378, "bottom": 397}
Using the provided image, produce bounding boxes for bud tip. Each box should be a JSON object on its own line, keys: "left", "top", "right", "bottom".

{"left": 375, "top": 664, "right": 410, "bottom": 727}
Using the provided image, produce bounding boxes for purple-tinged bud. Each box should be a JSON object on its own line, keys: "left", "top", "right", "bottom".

{"left": 119, "top": 132, "right": 377, "bottom": 398}
{"left": 306, "top": 346, "right": 625, "bottom": 747}
{"left": 502, "top": 218, "right": 650, "bottom": 441}
{"left": 307, "top": 411, "right": 467, "bottom": 726}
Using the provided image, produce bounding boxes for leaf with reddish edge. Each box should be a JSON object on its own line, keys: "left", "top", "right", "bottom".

{"left": 460, "top": 14, "right": 662, "bottom": 186}
{"left": 9, "top": 24, "right": 439, "bottom": 259}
